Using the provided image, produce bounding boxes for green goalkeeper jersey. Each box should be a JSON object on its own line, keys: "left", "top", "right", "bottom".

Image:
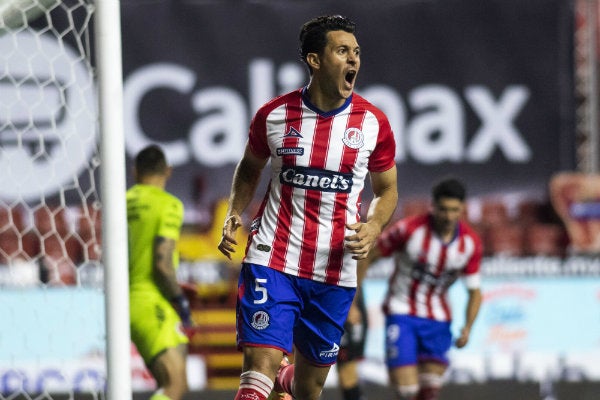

{"left": 126, "top": 184, "right": 184, "bottom": 294}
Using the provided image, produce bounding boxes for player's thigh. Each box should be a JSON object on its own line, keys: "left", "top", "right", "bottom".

{"left": 389, "top": 364, "right": 419, "bottom": 387}
{"left": 417, "top": 319, "right": 452, "bottom": 365}
{"left": 385, "top": 314, "right": 418, "bottom": 368}
{"left": 293, "top": 350, "right": 332, "bottom": 398}
{"left": 294, "top": 281, "right": 355, "bottom": 366}
{"left": 150, "top": 344, "right": 188, "bottom": 388}
{"left": 130, "top": 295, "right": 188, "bottom": 365}
{"left": 237, "top": 263, "right": 300, "bottom": 354}
{"left": 242, "top": 345, "right": 284, "bottom": 377}
{"left": 418, "top": 361, "right": 447, "bottom": 376}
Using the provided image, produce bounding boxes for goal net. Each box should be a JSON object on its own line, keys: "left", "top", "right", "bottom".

{"left": 0, "top": 0, "right": 110, "bottom": 398}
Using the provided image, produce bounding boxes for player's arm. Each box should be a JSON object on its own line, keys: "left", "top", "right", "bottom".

{"left": 154, "top": 236, "right": 191, "bottom": 325}
{"left": 218, "top": 142, "right": 268, "bottom": 259}
{"left": 345, "top": 165, "right": 398, "bottom": 259}
{"left": 455, "top": 287, "right": 482, "bottom": 348}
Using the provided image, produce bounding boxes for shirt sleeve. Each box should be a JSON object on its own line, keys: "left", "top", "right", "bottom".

{"left": 462, "top": 233, "right": 483, "bottom": 289}
{"left": 377, "top": 219, "right": 409, "bottom": 257}
{"left": 157, "top": 197, "right": 183, "bottom": 241}
{"left": 247, "top": 108, "right": 271, "bottom": 159}
{"left": 368, "top": 114, "right": 396, "bottom": 172}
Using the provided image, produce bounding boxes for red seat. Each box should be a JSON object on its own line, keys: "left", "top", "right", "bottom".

{"left": 481, "top": 200, "right": 510, "bottom": 228}
{"left": 0, "top": 205, "right": 36, "bottom": 265}
{"left": 484, "top": 224, "right": 524, "bottom": 257}
{"left": 76, "top": 203, "right": 102, "bottom": 262}
{"left": 401, "top": 198, "right": 430, "bottom": 218}
{"left": 524, "top": 223, "right": 567, "bottom": 257}
{"left": 33, "top": 206, "right": 80, "bottom": 285}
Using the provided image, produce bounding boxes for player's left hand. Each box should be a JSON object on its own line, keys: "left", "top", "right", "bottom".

{"left": 344, "top": 221, "right": 381, "bottom": 260}
{"left": 455, "top": 326, "right": 471, "bottom": 348}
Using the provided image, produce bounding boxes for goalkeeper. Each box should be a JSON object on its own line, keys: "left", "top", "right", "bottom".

{"left": 127, "top": 144, "right": 191, "bottom": 400}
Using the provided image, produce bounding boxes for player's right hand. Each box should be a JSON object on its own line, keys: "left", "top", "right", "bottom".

{"left": 218, "top": 214, "right": 243, "bottom": 259}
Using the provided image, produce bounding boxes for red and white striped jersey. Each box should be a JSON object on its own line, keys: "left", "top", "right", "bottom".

{"left": 243, "top": 87, "right": 396, "bottom": 287}
{"left": 379, "top": 213, "right": 482, "bottom": 321}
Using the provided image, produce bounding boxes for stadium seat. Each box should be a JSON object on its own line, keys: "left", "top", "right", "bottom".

{"left": 401, "top": 197, "right": 430, "bottom": 217}
{"left": 484, "top": 224, "right": 524, "bottom": 257}
{"left": 480, "top": 200, "right": 510, "bottom": 228}
{"left": 524, "top": 223, "right": 567, "bottom": 257}
{"left": 76, "top": 203, "right": 102, "bottom": 262}
{"left": 33, "top": 206, "right": 80, "bottom": 285}
{"left": 0, "top": 205, "right": 36, "bottom": 265}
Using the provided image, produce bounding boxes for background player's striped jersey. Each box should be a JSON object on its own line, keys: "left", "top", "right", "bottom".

{"left": 379, "top": 214, "right": 482, "bottom": 321}
{"left": 243, "top": 88, "right": 396, "bottom": 287}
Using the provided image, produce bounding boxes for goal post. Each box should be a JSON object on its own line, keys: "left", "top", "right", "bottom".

{"left": 95, "top": 0, "right": 131, "bottom": 399}
{"left": 0, "top": 0, "right": 131, "bottom": 399}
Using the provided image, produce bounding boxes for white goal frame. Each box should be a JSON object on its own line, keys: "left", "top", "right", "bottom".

{"left": 94, "top": 1, "right": 131, "bottom": 399}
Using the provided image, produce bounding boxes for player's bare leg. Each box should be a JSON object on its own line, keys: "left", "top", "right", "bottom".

{"left": 234, "top": 346, "right": 282, "bottom": 400}
{"left": 149, "top": 344, "right": 188, "bottom": 400}
{"left": 416, "top": 362, "right": 446, "bottom": 400}
{"left": 389, "top": 365, "right": 419, "bottom": 400}
{"left": 291, "top": 351, "right": 331, "bottom": 400}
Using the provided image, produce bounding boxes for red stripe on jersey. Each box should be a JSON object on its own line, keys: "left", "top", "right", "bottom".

{"left": 325, "top": 105, "right": 363, "bottom": 284}
{"left": 426, "top": 245, "right": 447, "bottom": 319}
{"left": 409, "top": 224, "right": 431, "bottom": 315}
{"left": 270, "top": 101, "right": 303, "bottom": 270}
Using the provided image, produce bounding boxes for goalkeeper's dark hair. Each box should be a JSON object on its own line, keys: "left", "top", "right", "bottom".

{"left": 135, "top": 144, "right": 168, "bottom": 176}
{"left": 299, "top": 15, "right": 356, "bottom": 73}
{"left": 432, "top": 177, "right": 466, "bottom": 202}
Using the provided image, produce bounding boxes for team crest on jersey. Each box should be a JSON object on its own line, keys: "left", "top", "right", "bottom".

{"left": 283, "top": 127, "right": 303, "bottom": 138}
{"left": 342, "top": 128, "right": 364, "bottom": 149}
{"left": 251, "top": 311, "right": 270, "bottom": 330}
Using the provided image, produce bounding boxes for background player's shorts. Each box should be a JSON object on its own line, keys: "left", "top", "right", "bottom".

{"left": 385, "top": 314, "right": 452, "bottom": 368}
{"left": 337, "top": 289, "right": 367, "bottom": 365}
{"left": 237, "top": 263, "right": 355, "bottom": 366}
{"left": 130, "top": 291, "right": 188, "bottom": 366}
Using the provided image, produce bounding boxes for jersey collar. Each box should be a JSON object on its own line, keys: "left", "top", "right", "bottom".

{"left": 301, "top": 86, "right": 353, "bottom": 118}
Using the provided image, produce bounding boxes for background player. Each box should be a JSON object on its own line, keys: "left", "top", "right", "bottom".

{"left": 127, "top": 144, "right": 191, "bottom": 400}
{"left": 218, "top": 14, "right": 398, "bottom": 400}
{"left": 359, "top": 177, "right": 482, "bottom": 400}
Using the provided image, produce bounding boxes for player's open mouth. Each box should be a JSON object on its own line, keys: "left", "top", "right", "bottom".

{"left": 345, "top": 70, "right": 356, "bottom": 85}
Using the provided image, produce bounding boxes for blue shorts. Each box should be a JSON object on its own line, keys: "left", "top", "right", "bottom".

{"left": 237, "top": 263, "right": 355, "bottom": 366}
{"left": 385, "top": 314, "right": 452, "bottom": 368}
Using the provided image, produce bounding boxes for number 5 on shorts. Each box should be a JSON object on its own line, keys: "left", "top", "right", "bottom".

{"left": 253, "top": 278, "right": 268, "bottom": 304}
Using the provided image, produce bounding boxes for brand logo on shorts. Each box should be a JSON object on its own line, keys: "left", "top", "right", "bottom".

{"left": 319, "top": 342, "right": 340, "bottom": 358}
{"left": 251, "top": 311, "right": 270, "bottom": 330}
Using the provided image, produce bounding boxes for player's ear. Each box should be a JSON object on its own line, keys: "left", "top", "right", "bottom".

{"left": 306, "top": 53, "right": 320, "bottom": 70}
{"left": 166, "top": 166, "right": 173, "bottom": 179}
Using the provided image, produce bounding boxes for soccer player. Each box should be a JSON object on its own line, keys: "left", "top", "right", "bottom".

{"left": 359, "top": 178, "right": 482, "bottom": 400}
{"left": 217, "top": 14, "right": 398, "bottom": 400}
{"left": 127, "top": 144, "right": 191, "bottom": 400}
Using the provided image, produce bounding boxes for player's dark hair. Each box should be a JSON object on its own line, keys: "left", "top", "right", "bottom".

{"left": 299, "top": 15, "right": 356, "bottom": 73}
{"left": 135, "top": 144, "right": 168, "bottom": 176}
{"left": 432, "top": 178, "right": 466, "bottom": 202}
